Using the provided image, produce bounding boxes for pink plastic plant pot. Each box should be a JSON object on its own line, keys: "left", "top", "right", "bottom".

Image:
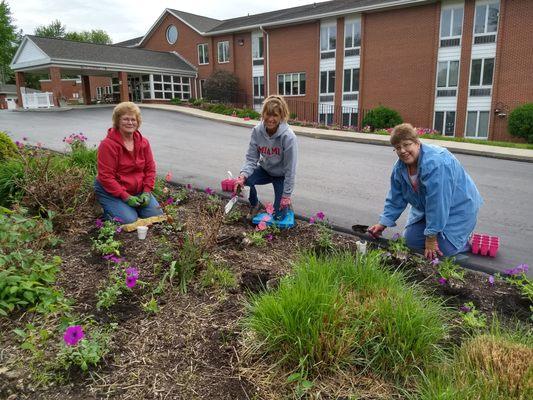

{"left": 489, "top": 243, "right": 499, "bottom": 257}
{"left": 470, "top": 233, "right": 500, "bottom": 257}
{"left": 480, "top": 242, "right": 489, "bottom": 256}
{"left": 221, "top": 178, "right": 236, "bottom": 192}
{"left": 471, "top": 240, "right": 480, "bottom": 254}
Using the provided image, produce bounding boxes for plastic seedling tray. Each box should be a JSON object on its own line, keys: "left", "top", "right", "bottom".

{"left": 252, "top": 210, "right": 295, "bottom": 229}
{"left": 470, "top": 233, "right": 499, "bottom": 257}
{"left": 221, "top": 178, "right": 236, "bottom": 192}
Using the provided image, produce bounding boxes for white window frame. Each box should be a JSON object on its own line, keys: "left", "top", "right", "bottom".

{"left": 152, "top": 74, "right": 191, "bottom": 100}
{"left": 433, "top": 111, "right": 456, "bottom": 136}
{"left": 252, "top": 35, "right": 264, "bottom": 61}
{"left": 320, "top": 70, "right": 335, "bottom": 94}
{"left": 440, "top": 6, "right": 464, "bottom": 40}
{"left": 343, "top": 68, "right": 359, "bottom": 94}
{"left": 96, "top": 86, "right": 102, "bottom": 100}
{"left": 473, "top": 1, "right": 500, "bottom": 37}
{"left": 217, "top": 41, "right": 229, "bottom": 64}
{"left": 320, "top": 24, "right": 336, "bottom": 53}
{"left": 465, "top": 110, "right": 490, "bottom": 139}
{"left": 277, "top": 72, "right": 306, "bottom": 96}
{"left": 198, "top": 43, "right": 209, "bottom": 65}
{"left": 437, "top": 60, "right": 460, "bottom": 89}
{"left": 166, "top": 25, "right": 178, "bottom": 45}
{"left": 344, "top": 19, "right": 361, "bottom": 50}
{"left": 469, "top": 57, "right": 494, "bottom": 88}
{"left": 253, "top": 76, "right": 265, "bottom": 99}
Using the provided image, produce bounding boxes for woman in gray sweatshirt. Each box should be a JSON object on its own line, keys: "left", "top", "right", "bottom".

{"left": 235, "top": 95, "right": 298, "bottom": 220}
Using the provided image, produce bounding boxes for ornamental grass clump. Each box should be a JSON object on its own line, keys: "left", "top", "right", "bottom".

{"left": 245, "top": 251, "right": 447, "bottom": 381}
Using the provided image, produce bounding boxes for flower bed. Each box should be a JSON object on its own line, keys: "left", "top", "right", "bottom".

{"left": 0, "top": 139, "right": 531, "bottom": 399}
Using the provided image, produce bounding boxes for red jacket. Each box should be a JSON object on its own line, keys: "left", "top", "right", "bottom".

{"left": 96, "top": 128, "right": 157, "bottom": 200}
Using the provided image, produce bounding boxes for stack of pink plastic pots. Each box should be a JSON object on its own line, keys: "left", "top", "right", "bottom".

{"left": 470, "top": 233, "right": 499, "bottom": 257}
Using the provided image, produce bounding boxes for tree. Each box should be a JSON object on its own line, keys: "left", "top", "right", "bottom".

{"left": 508, "top": 103, "right": 533, "bottom": 144}
{"left": 0, "top": 0, "right": 22, "bottom": 83}
{"left": 204, "top": 70, "right": 239, "bottom": 103}
{"left": 34, "top": 19, "right": 66, "bottom": 38}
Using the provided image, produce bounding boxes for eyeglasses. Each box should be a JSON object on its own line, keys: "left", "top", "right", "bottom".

{"left": 393, "top": 141, "right": 416, "bottom": 152}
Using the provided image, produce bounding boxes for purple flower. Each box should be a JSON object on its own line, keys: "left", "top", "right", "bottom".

{"left": 505, "top": 264, "right": 529, "bottom": 276}
{"left": 112, "top": 216, "right": 123, "bottom": 223}
{"left": 392, "top": 233, "right": 401, "bottom": 241}
{"left": 115, "top": 226, "right": 123, "bottom": 233}
{"left": 164, "top": 197, "right": 174, "bottom": 205}
{"left": 438, "top": 277, "right": 447, "bottom": 285}
{"left": 266, "top": 234, "right": 273, "bottom": 242}
{"left": 460, "top": 304, "right": 472, "bottom": 313}
{"left": 309, "top": 217, "right": 315, "bottom": 225}
{"left": 431, "top": 258, "right": 440, "bottom": 266}
{"left": 205, "top": 187, "right": 214, "bottom": 195}
{"left": 126, "top": 275, "right": 137, "bottom": 288}
{"left": 488, "top": 275, "right": 495, "bottom": 286}
{"left": 316, "top": 211, "right": 325, "bottom": 221}
{"left": 186, "top": 183, "right": 192, "bottom": 191}
{"left": 15, "top": 140, "right": 24, "bottom": 149}
{"left": 126, "top": 267, "right": 139, "bottom": 279}
{"left": 103, "top": 254, "right": 124, "bottom": 264}
{"left": 63, "top": 325, "right": 85, "bottom": 346}
{"left": 95, "top": 218, "right": 103, "bottom": 229}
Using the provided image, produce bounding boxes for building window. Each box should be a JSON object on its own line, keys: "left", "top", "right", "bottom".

{"left": 277, "top": 72, "right": 306, "bottom": 96}
{"left": 320, "top": 70, "right": 335, "bottom": 94}
{"left": 440, "top": 6, "right": 463, "bottom": 47}
{"left": 434, "top": 111, "right": 456, "bottom": 136}
{"left": 469, "top": 58, "right": 494, "bottom": 96}
{"left": 466, "top": 111, "right": 489, "bottom": 138}
{"left": 474, "top": 2, "right": 499, "bottom": 35}
{"left": 217, "top": 41, "right": 229, "bottom": 63}
{"left": 252, "top": 35, "right": 264, "bottom": 60}
{"left": 152, "top": 74, "right": 191, "bottom": 100}
{"left": 253, "top": 76, "right": 265, "bottom": 99}
{"left": 436, "top": 60, "right": 459, "bottom": 96}
{"left": 344, "top": 19, "right": 361, "bottom": 56}
{"left": 319, "top": 104, "right": 334, "bottom": 125}
{"left": 343, "top": 68, "right": 359, "bottom": 93}
{"left": 342, "top": 110, "right": 358, "bottom": 127}
{"left": 320, "top": 24, "right": 336, "bottom": 59}
{"left": 166, "top": 25, "right": 178, "bottom": 44}
{"left": 198, "top": 43, "right": 209, "bottom": 65}
{"left": 96, "top": 87, "right": 102, "bottom": 100}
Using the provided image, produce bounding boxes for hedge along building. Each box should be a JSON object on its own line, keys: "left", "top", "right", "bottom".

{"left": 9, "top": 35, "right": 198, "bottom": 108}
{"left": 10, "top": 0, "right": 533, "bottom": 142}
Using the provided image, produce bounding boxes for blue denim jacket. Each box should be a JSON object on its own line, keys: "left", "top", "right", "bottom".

{"left": 379, "top": 144, "right": 483, "bottom": 249}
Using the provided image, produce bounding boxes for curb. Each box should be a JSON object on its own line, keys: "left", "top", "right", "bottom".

{"left": 139, "top": 104, "right": 533, "bottom": 163}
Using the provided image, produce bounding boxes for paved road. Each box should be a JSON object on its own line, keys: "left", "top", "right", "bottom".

{"left": 2, "top": 107, "right": 532, "bottom": 275}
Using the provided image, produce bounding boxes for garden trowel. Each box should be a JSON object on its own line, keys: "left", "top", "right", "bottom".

{"left": 224, "top": 185, "right": 242, "bottom": 214}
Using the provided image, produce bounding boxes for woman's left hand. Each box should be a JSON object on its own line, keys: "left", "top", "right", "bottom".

{"left": 280, "top": 196, "right": 291, "bottom": 209}
{"left": 425, "top": 236, "right": 443, "bottom": 260}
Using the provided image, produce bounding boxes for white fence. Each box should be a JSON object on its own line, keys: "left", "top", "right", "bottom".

{"left": 22, "top": 92, "right": 54, "bottom": 109}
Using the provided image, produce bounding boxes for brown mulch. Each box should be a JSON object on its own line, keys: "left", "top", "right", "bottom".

{"left": 0, "top": 188, "right": 531, "bottom": 399}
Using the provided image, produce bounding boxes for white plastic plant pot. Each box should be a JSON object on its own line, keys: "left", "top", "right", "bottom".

{"left": 137, "top": 226, "right": 148, "bottom": 240}
{"left": 356, "top": 240, "right": 367, "bottom": 255}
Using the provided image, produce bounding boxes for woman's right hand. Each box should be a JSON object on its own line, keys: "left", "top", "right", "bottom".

{"left": 234, "top": 175, "right": 245, "bottom": 193}
{"left": 367, "top": 224, "right": 386, "bottom": 238}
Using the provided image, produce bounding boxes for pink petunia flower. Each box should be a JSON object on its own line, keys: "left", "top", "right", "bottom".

{"left": 438, "top": 277, "right": 447, "bottom": 285}
{"left": 431, "top": 258, "right": 440, "bottom": 266}
{"left": 63, "top": 325, "right": 85, "bottom": 346}
{"left": 186, "top": 183, "right": 193, "bottom": 191}
{"left": 126, "top": 267, "right": 139, "bottom": 279}
{"left": 488, "top": 275, "right": 495, "bottom": 286}
{"left": 309, "top": 217, "right": 315, "bottom": 225}
{"left": 95, "top": 218, "right": 103, "bottom": 229}
{"left": 165, "top": 171, "right": 172, "bottom": 182}
{"left": 126, "top": 275, "right": 137, "bottom": 288}
{"left": 266, "top": 234, "right": 273, "bottom": 241}
{"left": 460, "top": 304, "right": 472, "bottom": 313}
{"left": 316, "top": 211, "right": 325, "bottom": 221}
{"left": 265, "top": 203, "right": 274, "bottom": 215}
{"left": 205, "top": 187, "right": 214, "bottom": 195}
{"left": 257, "top": 221, "right": 267, "bottom": 231}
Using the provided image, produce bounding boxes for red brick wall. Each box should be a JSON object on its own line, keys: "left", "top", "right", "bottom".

{"left": 232, "top": 32, "right": 252, "bottom": 102}
{"left": 40, "top": 79, "right": 81, "bottom": 100}
{"left": 360, "top": 3, "right": 439, "bottom": 128}
{"left": 490, "top": 0, "right": 533, "bottom": 142}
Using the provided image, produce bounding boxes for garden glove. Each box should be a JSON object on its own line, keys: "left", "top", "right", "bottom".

{"left": 367, "top": 224, "right": 386, "bottom": 238}
{"left": 126, "top": 195, "right": 142, "bottom": 207}
{"left": 280, "top": 196, "right": 291, "bottom": 209}
{"left": 139, "top": 192, "right": 151, "bottom": 207}
{"left": 234, "top": 175, "right": 246, "bottom": 193}
{"left": 424, "top": 235, "right": 443, "bottom": 260}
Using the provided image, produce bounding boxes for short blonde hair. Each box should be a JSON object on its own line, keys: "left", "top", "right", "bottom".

{"left": 112, "top": 102, "right": 142, "bottom": 129}
{"left": 390, "top": 123, "right": 419, "bottom": 146}
{"left": 261, "top": 95, "right": 290, "bottom": 122}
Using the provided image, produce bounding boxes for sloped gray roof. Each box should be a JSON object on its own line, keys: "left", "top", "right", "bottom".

{"left": 27, "top": 35, "right": 196, "bottom": 73}
{"left": 114, "top": 36, "right": 143, "bottom": 47}
{"left": 168, "top": 9, "right": 221, "bottom": 32}
{"left": 171, "top": 0, "right": 428, "bottom": 34}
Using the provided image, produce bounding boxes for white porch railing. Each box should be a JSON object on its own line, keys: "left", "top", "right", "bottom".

{"left": 22, "top": 92, "right": 54, "bottom": 109}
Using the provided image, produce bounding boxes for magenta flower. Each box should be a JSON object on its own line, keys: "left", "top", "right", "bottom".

{"left": 488, "top": 275, "right": 495, "bottom": 286}
{"left": 95, "top": 218, "right": 103, "bottom": 229}
{"left": 164, "top": 197, "right": 174, "bottom": 205}
{"left": 265, "top": 203, "right": 274, "bottom": 215}
{"left": 438, "top": 277, "right": 447, "bottom": 285}
{"left": 431, "top": 258, "right": 440, "bottom": 266}
{"left": 186, "top": 183, "right": 193, "bottom": 191}
{"left": 266, "top": 234, "right": 273, "bottom": 241}
{"left": 205, "top": 187, "right": 214, "bottom": 195}
{"left": 165, "top": 171, "right": 172, "bottom": 182}
{"left": 316, "top": 211, "right": 325, "bottom": 221}
{"left": 103, "top": 254, "right": 125, "bottom": 264}
{"left": 15, "top": 140, "right": 24, "bottom": 149}
{"left": 257, "top": 221, "right": 267, "bottom": 231}
{"left": 126, "top": 275, "right": 137, "bottom": 288}
{"left": 126, "top": 267, "right": 139, "bottom": 279}
{"left": 309, "top": 217, "right": 315, "bottom": 224}
{"left": 460, "top": 304, "right": 472, "bottom": 313}
{"left": 505, "top": 263, "right": 529, "bottom": 276}
{"left": 63, "top": 325, "right": 85, "bottom": 346}
{"left": 115, "top": 226, "right": 123, "bottom": 233}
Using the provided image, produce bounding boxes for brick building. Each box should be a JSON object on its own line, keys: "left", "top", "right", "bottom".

{"left": 10, "top": 0, "right": 533, "bottom": 141}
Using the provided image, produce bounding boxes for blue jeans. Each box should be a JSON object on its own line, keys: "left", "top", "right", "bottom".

{"left": 404, "top": 219, "right": 470, "bottom": 257}
{"left": 246, "top": 166, "right": 287, "bottom": 220}
{"left": 94, "top": 180, "right": 163, "bottom": 224}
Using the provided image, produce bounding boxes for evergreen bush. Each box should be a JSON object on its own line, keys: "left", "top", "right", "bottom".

{"left": 362, "top": 106, "right": 403, "bottom": 131}
{"left": 508, "top": 103, "right": 533, "bottom": 143}
{"left": 0, "top": 131, "right": 18, "bottom": 162}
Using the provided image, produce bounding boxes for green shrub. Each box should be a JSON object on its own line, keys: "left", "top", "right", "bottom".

{"left": 204, "top": 70, "right": 239, "bottom": 103}
{"left": 170, "top": 97, "right": 183, "bottom": 105}
{"left": 245, "top": 251, "right": 447, "bottom": 378}
{"left": 0, "top": 131, "right": 18, "bottom": 162}
{"left": 236, "top": 108, "right": 260, "bottom": 119}
{"left": 0, "top": 158, "right": 25, "bottom": 207}
{"left": 68, "top": 146, "right": 97, "bottom": 178}
{"left": 362, "top": 106, "right": 403, "bottom": 130}
{"left": 508, "top": 103, "right": 533, "bottom": 143}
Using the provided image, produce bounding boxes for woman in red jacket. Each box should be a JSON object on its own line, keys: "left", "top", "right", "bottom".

{"left": 94, "top": 102, "right": 163, "bottom": 224}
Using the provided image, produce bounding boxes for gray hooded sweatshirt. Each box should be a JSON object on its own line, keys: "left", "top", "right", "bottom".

{"left": 240, "top": 121, "right": 298, "bottom": 197}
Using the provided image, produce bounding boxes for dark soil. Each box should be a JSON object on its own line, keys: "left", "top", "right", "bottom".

{"left": 0, "top": 188, "right": 531, "bottom": 400}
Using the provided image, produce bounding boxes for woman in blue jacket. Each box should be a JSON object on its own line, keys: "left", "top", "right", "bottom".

{"left": 368, "top": 123, "right": 483, "bottom": 260}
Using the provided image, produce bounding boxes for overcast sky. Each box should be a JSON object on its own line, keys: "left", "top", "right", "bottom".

{"left": 9, "top": 0, "right": 330, "bottom": 43}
